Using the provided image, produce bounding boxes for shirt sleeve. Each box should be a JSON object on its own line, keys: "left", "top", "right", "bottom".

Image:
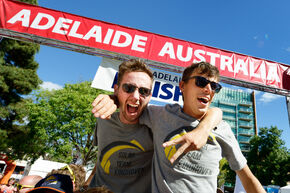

{"left": 216, "top": 121, "right": 247, "bottom": 171}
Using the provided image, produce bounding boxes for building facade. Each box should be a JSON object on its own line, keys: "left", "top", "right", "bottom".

{"left": 211, "top": 87, "right": 257, "bottom": 156}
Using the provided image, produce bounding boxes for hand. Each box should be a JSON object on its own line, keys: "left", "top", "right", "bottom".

{"left": 162, "top": 127, "right": 209, "bottom": 164}
{"left": 92, "top": 94, "right": 117, "bottom": 119}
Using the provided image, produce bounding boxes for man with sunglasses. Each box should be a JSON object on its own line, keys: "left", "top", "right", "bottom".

{"left": 14, "top": 175, "right": 42, "bottom": 193}
{"left": 92, "top": 61, "right": 265, "bottom": 193}
{"left": 89, "top": 60, "right": 223, "bottom": 193}
{"left": 144, "top": 62, "right": 265, "bottom": 193}
{"left": 89, "top": 59, "right": 155, "bottom": 193}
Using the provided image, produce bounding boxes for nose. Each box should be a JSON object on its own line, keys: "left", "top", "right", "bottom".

{"left": 203, "top": 83, "right": 212, "bottom": 94}
{"left": 132, "top": 88, "right": 141, "bottom": 99}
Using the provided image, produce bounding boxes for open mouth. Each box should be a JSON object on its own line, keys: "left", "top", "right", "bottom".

{"left": 198, "top": 97, "right": 209, "bottom": 104}
{"left": 127, "top": 104, "right": 139, "bottom": 114}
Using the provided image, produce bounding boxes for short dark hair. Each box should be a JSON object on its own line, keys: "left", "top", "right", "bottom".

{"left": 117, "top": 59, "right": 154, "bottom": 86}
{"left": 182, "top": 62, "right": 220, "bottom": 82}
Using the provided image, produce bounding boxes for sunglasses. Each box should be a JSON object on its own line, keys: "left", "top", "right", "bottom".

{"left": 15, "top": 183, "right": 35, "bottom": 191}
{"left": 60, "top": 165, "right": 76, "bottom": 182}
{"left": 121, "top": 83, "right": 151, "bottom": 97}
{"left": 185, "top": 76, "right": 222, "bottom": 93}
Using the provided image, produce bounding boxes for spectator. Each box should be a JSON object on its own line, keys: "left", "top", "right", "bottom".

{"left": 7, "top": 178, "right": 16, "bottom": 187}
{"left": 47, "top": 164, "right": 85, "bottom": 192}
{"left": 27, "top": 174, "right": 73, "bottom": 193}
{"left": 0, "top": 178, "right": 16, "bottom": 193}
{"left": 14, "top": 175, "right": 42, "bottom": 193}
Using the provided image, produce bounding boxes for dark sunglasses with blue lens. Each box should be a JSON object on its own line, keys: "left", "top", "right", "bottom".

{"left": 184, "top": 76, "right": 222, "bottom": 93}
{"left": 122, "top": 83, "right": 151, "bottom": 97}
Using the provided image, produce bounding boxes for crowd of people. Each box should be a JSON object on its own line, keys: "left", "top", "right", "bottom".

{"left": 0, "top": 164, "right": 112, "bottom": 193}
{"left": 0, "top": 177, "right": 16, "bottom": 193}
{"left": 1, "top": 59, "right": 266, "bottom": 193}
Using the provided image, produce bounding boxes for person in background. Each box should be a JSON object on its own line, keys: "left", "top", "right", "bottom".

{"left": 14, "top": 175, "right": 43, "bottom": 193}
{"left": 7, "top": 178, "right": 16, "bottom": 187}
{"left": 27, "top": 174, "right": 73, "bottom": 193}
{"left": 47, "top": 164, "right": 86, "bottom": 192}
{"left": 0, "top": 178, "right": 16, "bottom": 193}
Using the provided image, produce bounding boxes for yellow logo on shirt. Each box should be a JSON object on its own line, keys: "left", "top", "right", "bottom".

{"left": 100, "top": 140, "right": 145, "bottom": 174}
{"left": 163, "top": 126, "right": 216, "bottom": 161}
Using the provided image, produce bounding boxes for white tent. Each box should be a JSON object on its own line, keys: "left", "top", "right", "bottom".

{"left": 279, "top": 185, "right": 290, "bottom": 193}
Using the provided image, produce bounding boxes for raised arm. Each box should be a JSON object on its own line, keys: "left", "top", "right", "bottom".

{"left": 236, "top": 165, "right": 266, "bottom": 193}
{"left": 92, "top": 94, "right": 117, "bottom": 119}
{"left": 163, "top": 107, "right": 222, "bottom": 164}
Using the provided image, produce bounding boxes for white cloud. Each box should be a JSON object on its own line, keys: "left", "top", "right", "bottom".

{"left": 40, "top": 81, "right": 63, "bottom": 91}
{"left": 259, "top": 92, "right": 282, "bottom": 103}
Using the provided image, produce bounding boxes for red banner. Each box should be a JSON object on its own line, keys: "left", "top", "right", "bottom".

{"left": 0, "top": 0, "right": 289, "bottom": 92}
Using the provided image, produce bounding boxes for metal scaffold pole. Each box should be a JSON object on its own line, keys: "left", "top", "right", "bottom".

{"left": 286, "top": 96, "right": 290, "bottom": 128}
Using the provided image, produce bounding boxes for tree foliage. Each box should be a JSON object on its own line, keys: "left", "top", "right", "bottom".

{"left": 218, "top": 158, "right": 228, "bottom": 187}
{"left": 219, "top": 158, "right": 236, "bottom": 187}
{"left": 247, "top": 126, "right": 290, "bottom": 186}
{"left": 26, "top": 81, "right": 112, "bottom": 165}
{"left": 0, "top": 0, "right": 41, "bottom": 160}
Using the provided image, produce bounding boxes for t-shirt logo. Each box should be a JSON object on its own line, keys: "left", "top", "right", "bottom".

{"left": 100, "top": 140, "right": 145, "bottom": 174}
{"left": 163, "top": 126, "right": 216, "bottom": 161}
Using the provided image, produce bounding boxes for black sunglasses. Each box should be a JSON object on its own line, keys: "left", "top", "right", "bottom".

{"left": 185, "top": 76, "right": 222, "bottom": 93}
{"left": 122, "top": 83, "right": 151, "bottom": 97}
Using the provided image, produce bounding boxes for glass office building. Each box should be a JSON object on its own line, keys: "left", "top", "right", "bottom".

{"left": 211, "top": 87, "right": 257, "bottom": 156}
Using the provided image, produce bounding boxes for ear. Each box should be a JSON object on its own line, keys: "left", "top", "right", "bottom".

{"left": 114, "top": 84, "right": 119, "bottom": 95}
{"left": 179, "top": 81, "right": 185, "bottom": 92}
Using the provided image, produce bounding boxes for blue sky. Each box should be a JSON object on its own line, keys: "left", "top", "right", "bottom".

{"left": 34, "top": 0, "right": 289, "bottom": 148}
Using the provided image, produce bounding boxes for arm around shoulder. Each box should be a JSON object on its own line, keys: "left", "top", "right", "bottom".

{"left": 199, "top": 107, "right": 223, "bottom": 133}
{"left": 162, "top": 107, "right": 223, "bottom": 164}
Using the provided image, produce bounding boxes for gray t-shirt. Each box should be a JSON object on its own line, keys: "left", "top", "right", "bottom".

{"left": 140, "top": 104, "right": 247, "bottom": 193}
{"left": 90, "top": 112, "right": 154, "bottom": 193}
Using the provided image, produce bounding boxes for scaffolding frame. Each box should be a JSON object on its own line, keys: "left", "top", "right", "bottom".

{"left": 1, "top": 28, "right": 289, "bottom": 97}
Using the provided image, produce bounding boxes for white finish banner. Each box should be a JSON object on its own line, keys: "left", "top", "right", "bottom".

{"left": 92, "top": 58, "right": 183, "bottom": 105}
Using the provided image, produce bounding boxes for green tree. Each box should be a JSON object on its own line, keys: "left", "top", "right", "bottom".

{"left": 247, "top": 126, "right": 290, "bottom": 186}
{"left": 219, "top": 158, "right": 236, "bottom": 188}
{"left": 218, "top": 158, "right": 228, "bottom": 187}
{"left": 26, "top": 81, "right": 112, "bottom": 165}
{"left": 0, "top": 0, "right": 41, "bottom": 160}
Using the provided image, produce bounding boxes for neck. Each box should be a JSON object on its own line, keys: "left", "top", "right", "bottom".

{"left": 182, "top": 107, "right": 205, "bottom": 121}
{"left": 118, "top": 112, "right": 139, "bottom": 124}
